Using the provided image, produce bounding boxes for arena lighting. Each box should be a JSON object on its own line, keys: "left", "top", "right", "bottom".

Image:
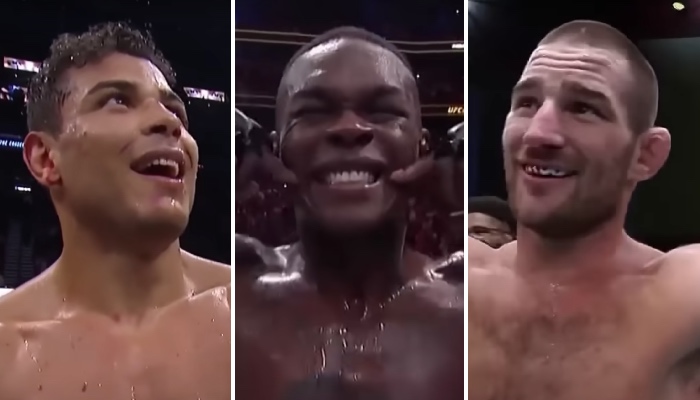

{"left": 3, "top": 56, "right": 227, "bottom": 102}
{"left": 14, "top": 185, "right": 31, "bottom": 192}
{"left": 673, "top": 2, "right": 685, "bottom": 10}
{"left": 183, "top": 87, "right": 226, "bottom": 102}
{"left": 3, "top": 56, "right": 40, "bottom": 73}
{"left": 0, "top": 135, "right": 23, "bottom": 149}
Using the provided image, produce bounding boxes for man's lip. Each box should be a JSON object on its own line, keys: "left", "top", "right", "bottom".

{"left": 130, "top": 147, "right": 188, "bottom": 176}
{"left": 138, "top": 174, "right": 185, "bottom": 186}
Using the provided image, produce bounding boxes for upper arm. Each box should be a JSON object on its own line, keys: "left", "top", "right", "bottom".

{"left": 653, "top": 246, "right": 700, "bottom": 395}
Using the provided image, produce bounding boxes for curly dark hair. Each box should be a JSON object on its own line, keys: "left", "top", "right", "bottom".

{"left": 27, "top": 21, "right": 176, "bottom": 134}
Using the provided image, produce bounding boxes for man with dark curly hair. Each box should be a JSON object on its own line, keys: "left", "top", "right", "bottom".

{"left": 0, "top": 22, "right": 230, "bottom": 399}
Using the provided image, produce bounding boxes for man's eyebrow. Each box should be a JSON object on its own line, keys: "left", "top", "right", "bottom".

{"left": 290, "top": 84, "right": 405, "bottom": 102}
{"left": 511, "top": 77, "right": 541, "bottom": 97}
{"left": 511, "top": 78, "right": 612, "bottom": 105}
{"left": 561, "top": 81, "right": 611, "bottom": 104}
{"left": 85, "top": 79, "right": 184, "bottom": 105}
{"left": 289, "top": 86, "right": 332, "bottom": 102}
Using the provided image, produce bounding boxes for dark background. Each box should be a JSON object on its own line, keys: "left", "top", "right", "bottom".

{"left": 468, "top": 0, "right": 700, "bottom": 250}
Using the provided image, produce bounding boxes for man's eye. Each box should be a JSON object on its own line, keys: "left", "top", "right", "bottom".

{"left": 514, "top": 96, "right": 538, "bottom": 109}
{"left": 570, "top": 101, "right": 599, "bottom": 116}
{"left": 102, "top": 94, "right": 130, "bottom": 107}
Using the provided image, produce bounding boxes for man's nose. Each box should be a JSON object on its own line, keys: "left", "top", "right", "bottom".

{"left": 522, "top": 101, "right": 565, "bottom": 149}
{"left": 144, "top": 102, "right": 182, "bottom": 139}
{"left": 325, "top": 111, "right": 374, "bottom": 149}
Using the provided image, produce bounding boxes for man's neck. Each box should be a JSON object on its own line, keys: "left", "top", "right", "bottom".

{"left": 54, "top": 225, "right": 191, "bottom": 319}
{"left": 515, "top": 216, "right": 629, "bottom": 279}
{"left": 298, "top": 221, "right": 413, "bottom": 311}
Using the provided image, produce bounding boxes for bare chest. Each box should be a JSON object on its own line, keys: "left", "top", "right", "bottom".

{"left": 1, "top": 294, "right": 231, "bottom": 400}
{"left": 469, "top": 284, "right": 662, "bottom": 400}
{"left": 236, "top": 286, "right": 463, "bottom": 400}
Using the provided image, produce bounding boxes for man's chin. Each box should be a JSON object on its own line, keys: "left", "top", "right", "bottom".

{"left": 315, "top": 210, "right": 389, "bottom": 235}
{"left": 133, "top": 210, "right": 189, "bottom": 240}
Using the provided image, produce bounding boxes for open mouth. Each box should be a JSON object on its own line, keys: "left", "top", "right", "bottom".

{"left": 522, "top": 164, "right": 575, "bottom": 179}
{"left": 131, "top": 150, "right": 186, "bottom": 180}
{"left": 311, "top": 159, "right": 385, "bottom": 187}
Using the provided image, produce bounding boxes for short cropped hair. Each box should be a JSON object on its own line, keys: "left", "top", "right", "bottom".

{"left": 539, "top": 20, "right": 658, "bottom": 135}
{"left": 276, "top": 26, "right": 417, "bottom": 128}
{"left": 27, "top": 22, "right": 176, "bottom": 135}
{"left": 469, "top": 196, "right": 516, "bottom": 233}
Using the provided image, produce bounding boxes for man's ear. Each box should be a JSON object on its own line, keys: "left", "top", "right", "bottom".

{"left": 23, "top": 131, "right": 61, "bottom": 187}
{"left": 629, "top": 126, "right": 671, "bottom": 182}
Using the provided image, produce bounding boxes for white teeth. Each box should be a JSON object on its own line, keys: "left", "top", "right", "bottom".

{"left": 524, "top": 165, "right": 568, "bottom": 177}
{"left": 325, "top": 170, "right": 375, "bottom": 185}
{"left": 146, "top": 158, "right": 180, "bottom": 178}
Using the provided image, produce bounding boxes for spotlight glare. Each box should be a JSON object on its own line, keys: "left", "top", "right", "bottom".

{"left": 673, "top": 2, "right": 685, "bottom": 11}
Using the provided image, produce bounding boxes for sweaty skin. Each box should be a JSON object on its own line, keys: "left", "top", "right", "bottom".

{"left": 0, "top": 253, "right": 231, "bottom": 400}
{"left": 236, "top": 37, "right": 463, "bottom": 400}
{"left": 0, "top": 52, "right": 231, "bottom": 399}
{"left": 468, "top": 31, "right": 700, "bottom": 399}
{"left": 236, "top": 241, "right": 463, "bottom": 400}
{"left": 469, "top": 238, "right": 700, "bottom": 400}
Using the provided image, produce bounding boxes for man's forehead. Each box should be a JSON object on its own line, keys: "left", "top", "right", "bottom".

{"left": 284, "top": 38, "right": 412, "bottom": 96}
{"left": 517, "top": 43, "right": 632, "bottom": 95}
{"left": 523, "top": 43, "right": 629, "bottom": 79}
{"left": 67, "top": 52, "right": 172, "bottom": 94}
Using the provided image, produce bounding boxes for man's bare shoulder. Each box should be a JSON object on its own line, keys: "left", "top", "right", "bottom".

{"left": 0, "top": 272, "right": 65, "bottom": 324}
{"left": 431, "top": 251, "right": 464, "bottom": 284}
{"left": 645, "top": 245, "right": 700, "bottom": 299}
{"left": 467, "top": 237, "right": 501, "bottom": 270}
{"left": 182, "top": 250, "right": 231, "bottom": 293}
{"left": 411, "top": 273, "right": 463, "bottom": 312}
{"left": 234, "top": 234, "right": 290, "bottom": 276}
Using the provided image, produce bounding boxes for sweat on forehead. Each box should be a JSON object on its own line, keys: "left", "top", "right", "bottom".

{"left": 276, "top": 37, "right": 417, "bottom": 128}
{"left": 284, "top": 38, "right": 412, "bottom": 92}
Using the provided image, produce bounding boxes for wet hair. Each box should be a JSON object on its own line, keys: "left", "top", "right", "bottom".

{"left": 276, "top": 26, "right": 417, "bottom": 128}
{"left": 27, "top": 22, "right": 176, "bottom": 135}
{"left": 468, "top": 196, "right": 516, "bottom": 233}
{"left": 539, "top": 20, "right": 658, "bottom": 135}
